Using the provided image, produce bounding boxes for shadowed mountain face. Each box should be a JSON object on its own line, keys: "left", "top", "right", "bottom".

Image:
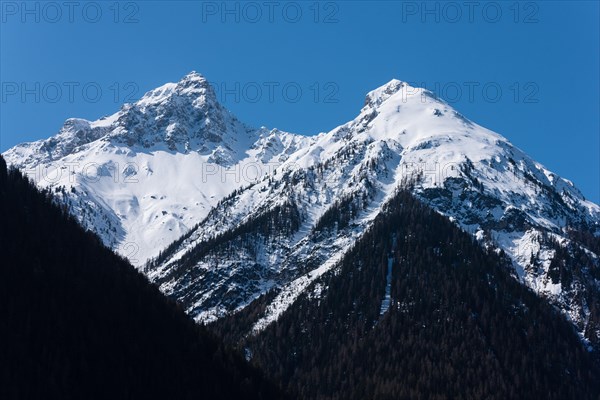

{"left": 0, "top": 155, "right": 284, "bottom": 400}
{"left": 210, "top": 190, "right": 600, "bottom": 400}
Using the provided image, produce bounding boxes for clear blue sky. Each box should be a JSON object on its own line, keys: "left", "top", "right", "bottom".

{"left": 1, "top": 1, "right": 598, "bottom": 202}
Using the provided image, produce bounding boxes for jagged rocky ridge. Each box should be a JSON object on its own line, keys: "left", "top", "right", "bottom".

{"left": 5, "top": 73, "right": 600, "bottom": 349}
{"left": 4, "top": 72, "right": 311, "bottom": 265}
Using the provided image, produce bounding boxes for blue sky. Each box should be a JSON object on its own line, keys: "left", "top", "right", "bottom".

{"left": 1, "top": 1, "right": 598, "bottom": 202}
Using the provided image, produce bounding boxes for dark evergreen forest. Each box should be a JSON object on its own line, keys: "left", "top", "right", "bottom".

{"left": 3, "top": 149, "right": 600, "bottom": 400}
{"left": 0, "top": 155, "right": 283, "bottom": 400}
{"left": 212, "top": 190, "right": 600, "bottom": 400}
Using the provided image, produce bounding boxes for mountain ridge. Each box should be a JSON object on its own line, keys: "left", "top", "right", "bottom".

{"left": 3, "top": 71, "right": 312, "bottom": 264}
{"left": 4, "top": 72, "right": 600, "bottom": 350}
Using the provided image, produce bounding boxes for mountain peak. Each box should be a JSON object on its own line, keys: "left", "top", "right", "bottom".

{"left": 178, "top": 71, "right": 211, "bottom": 90}
{"left": 135, "top": 71, "right": 215, "bottom": 109}
{"left": 181, "top": 70, "right": 207, "bottom": 82}
{"left": 363, "top": 79, "right": 413, "bottom": 109}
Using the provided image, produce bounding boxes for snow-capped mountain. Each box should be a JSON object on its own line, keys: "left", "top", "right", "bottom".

{"left": 3, "top": 72, "right": 311, "bottom": 265}
{"left": 145, "top": 78, "right": 600, "bottom": 348}
{"left": 5, "top": 73, "right": 600, "bottom": 348}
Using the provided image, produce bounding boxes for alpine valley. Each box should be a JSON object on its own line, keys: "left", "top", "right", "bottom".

{"left": 5, "top": 72, "right": 600, "bottom": 397}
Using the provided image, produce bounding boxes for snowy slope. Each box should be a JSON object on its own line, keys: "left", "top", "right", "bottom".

{"left": 5, "top": 74, "right": 600, "bottom": 348}
{"left": 3, "top": 72, "right": 311, "bottom": 265}
{"left": 145, "top": 79, "right": 600, "bottom": 347}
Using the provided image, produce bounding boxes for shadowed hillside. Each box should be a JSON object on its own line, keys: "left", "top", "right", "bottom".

{"left": 0, "top": 155, "right": 284, "bottom": 400}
